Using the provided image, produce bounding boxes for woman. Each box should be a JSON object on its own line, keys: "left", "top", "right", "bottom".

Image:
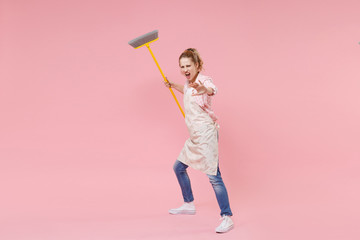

{"left": 165, "top": 48, "right": 234, "bottom": 233}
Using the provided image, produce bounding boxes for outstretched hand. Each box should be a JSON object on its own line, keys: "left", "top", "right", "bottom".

{"left": 189, "top": 81, "right": 208, "bottom": 96}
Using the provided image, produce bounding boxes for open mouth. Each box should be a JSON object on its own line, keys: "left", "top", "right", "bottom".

{"left": 185, "top": 72, "right": 191, "bottom": 79}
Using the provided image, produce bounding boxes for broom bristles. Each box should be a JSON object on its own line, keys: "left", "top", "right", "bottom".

{"left": 128, "top": 30, "right": 159, "bottom": 48}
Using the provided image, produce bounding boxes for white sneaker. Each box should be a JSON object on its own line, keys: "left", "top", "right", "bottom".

{"left": 169, "top": 202, "right": 196, "bottom": 215}
{"left": 215, "top": 215, "right": 234, "bottom": 233}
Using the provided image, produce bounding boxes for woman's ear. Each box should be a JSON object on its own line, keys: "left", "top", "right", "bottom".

{"left": 195, "top": 62, "right": 200, "bottom": 71}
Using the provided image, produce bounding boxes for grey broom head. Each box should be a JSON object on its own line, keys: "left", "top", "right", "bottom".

{"left": 128, "top": 30, "right": 159, "bottom": 49}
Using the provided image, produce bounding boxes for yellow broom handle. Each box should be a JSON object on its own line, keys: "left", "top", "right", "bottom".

{"left": 146, "top": 44, "right": 185, "bottom": 118}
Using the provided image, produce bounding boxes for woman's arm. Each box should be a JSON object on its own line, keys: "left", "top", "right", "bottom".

{"left": 164, "top": 78, "right": 184, "bottom": 94}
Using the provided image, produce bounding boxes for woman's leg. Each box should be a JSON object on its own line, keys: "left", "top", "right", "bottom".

{"left": 173, "top": 160, "right": 194, "bottom": 202}
{"left": 207, "top": 167, "right": 233, "bottom": 216}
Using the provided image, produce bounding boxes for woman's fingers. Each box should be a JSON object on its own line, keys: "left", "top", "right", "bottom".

{"left": 164, "top": 77, "right": 172, "bottom": 88}
{"left": 192, "top": 85, "right": 207, "bottom": 96}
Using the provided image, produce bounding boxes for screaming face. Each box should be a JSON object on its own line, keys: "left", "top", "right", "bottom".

{"left": 179, "top": 57, "right": 199, "bottom": 83}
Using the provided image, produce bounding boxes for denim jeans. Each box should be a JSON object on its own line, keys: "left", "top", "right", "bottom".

{"left": 173, "top": 160, "right": 233, "bottom": 216}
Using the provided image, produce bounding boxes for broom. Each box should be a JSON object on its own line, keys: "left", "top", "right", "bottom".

{"left": 128, "top": 30, "right": 185, "bottom": 118}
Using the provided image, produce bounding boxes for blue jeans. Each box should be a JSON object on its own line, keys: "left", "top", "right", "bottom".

{"left": 173, "top": 160, "right": 233, "bottom": 216}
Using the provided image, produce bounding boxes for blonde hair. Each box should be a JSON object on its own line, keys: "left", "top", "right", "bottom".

{"left": 179, "top": 48, "right": 204, "bottom": 72}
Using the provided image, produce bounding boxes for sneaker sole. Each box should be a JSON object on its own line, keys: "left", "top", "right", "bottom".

{"left": 216, "top": 225, "right": 234, "bottom": 233}
{"left": 169, "top": 210, "right": 196, "bottom": 215}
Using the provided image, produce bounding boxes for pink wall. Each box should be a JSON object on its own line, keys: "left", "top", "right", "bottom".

{"left": 1, "top": 0, "right": 359, "bottom": 239}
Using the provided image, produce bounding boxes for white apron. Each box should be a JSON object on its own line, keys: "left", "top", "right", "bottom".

{"left": 177, "top": 87, "right": 219, "bottom": 175}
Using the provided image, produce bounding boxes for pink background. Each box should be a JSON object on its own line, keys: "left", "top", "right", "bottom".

{"left": 1, "top": 0, "right": 359, "bottom": 239}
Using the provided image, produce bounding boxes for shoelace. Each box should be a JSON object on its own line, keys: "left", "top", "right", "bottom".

{"left": 219, "top": 216, "right": 229, "bottom": 225}
{"left": 217, "top": 216, "right": 228, "bottom": 229}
